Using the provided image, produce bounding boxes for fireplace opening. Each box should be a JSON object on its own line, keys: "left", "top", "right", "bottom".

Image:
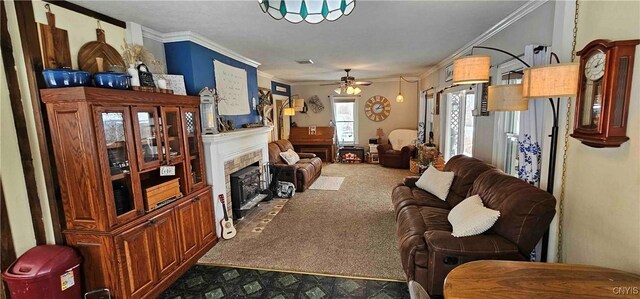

{"left": 229, "top": 162, "right": 268, "bottom": 220}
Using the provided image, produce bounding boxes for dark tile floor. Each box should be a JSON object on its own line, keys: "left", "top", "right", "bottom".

{"left": 159, "top": 265, "right": 410, "bottom": 299}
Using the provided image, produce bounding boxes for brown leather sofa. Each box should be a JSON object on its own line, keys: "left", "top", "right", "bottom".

{"left": 268, "top": 139, "right": 322, "bottom": 192}
{"left": 392, "top": 155, "right": 556, "bottom": 296}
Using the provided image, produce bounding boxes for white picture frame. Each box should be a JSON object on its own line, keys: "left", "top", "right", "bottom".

{"left": 152, "top": 74, "right": 187, "bottom": 95}
{"left": 444, "top": 64, "right": 454, "bottom": 82}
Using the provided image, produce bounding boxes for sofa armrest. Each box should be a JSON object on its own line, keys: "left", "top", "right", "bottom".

{"left": 403, "top": 176, "right": 421, "bottom": 188}
{"left": 401, "top": 145, "right": 417, "bottom": 157}
{"left": 377, "top": 143, "right": 393, "bottom": 153}
{"left": 298, "top": 152, "right": 316, "bottom": 159}
{"left": 273, "top": 163, "right": 298, "bottom": 175}
{"left": 424, "top": 231, "right": 521, "bottom": 258}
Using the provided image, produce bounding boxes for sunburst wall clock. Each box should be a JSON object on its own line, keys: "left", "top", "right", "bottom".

{"left": 365, "top": 95, "right": 391, "bottom": 122}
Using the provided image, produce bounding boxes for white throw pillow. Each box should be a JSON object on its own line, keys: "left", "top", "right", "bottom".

{"left": 448, "top": 195, "right": 500, "bottom": 237}
{"left": 279, "top": 149, "right": 300, "bottom": 165}
{"left": 415, "top": 166, "right": 455, "bottom": 201}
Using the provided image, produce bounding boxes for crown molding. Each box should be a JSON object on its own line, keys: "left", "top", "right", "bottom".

{"left": 257, "top": 70, "right": 274, "bottom": 80}
{"left": 290, "top": 76, "right": 420, "bottom": 86}
{"left": 418, "top": 0, "right": 549, "bottom": 81}
{"left": 141, "top": 26, "right": 261, "bottom": 68}
{"left": 257, "top": 70, "right": 292, "bottom": 85}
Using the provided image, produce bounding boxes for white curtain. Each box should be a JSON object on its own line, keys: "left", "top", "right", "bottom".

{"left": 518, "top": 45, "right": 549, "bottom": 186}
{"left": 519, "top": 45, "right": 549, "bottom": 262}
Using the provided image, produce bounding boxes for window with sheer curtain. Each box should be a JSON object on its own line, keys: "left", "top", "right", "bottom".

{"left": 333, "top": 99, "right": 357, "bottom": 145}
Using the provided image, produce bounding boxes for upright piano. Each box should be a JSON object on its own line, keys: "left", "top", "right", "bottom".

{"left": 289, "top": 126, "right": 336, "bottom": 163}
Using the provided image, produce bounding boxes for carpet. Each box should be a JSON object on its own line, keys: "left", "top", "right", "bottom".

{"left": 159, "top": 265, "right": 409, "bottom": 299}
{"left": 309, "top": 176, "right": 345, "bottom": 191}
{"left": 200, "top": 163, "right": 409, "bottom": 281}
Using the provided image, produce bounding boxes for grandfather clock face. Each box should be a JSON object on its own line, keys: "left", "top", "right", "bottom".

{"left": 579, "top": 49, "right": 607, "bottom": 130}
{"left": 365, "top": 95, "right": 391, "bottom": 122}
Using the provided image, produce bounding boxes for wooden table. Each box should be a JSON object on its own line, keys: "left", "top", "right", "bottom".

{"left": 444, "top": 260, "right": 640, "bottom": 298}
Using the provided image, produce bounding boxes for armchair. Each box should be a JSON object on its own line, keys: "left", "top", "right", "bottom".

{"left": 378, "top": 129, "right": 418, "bottom": 169}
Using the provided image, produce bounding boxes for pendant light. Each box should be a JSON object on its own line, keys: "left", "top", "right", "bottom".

{"left": 396, "top": 77, "right": 404, "bottom": 102}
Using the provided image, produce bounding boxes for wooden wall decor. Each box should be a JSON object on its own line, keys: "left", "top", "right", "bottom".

{"left": 2, "top": 1, "right": 47, "bottom": 245}
{"left": 14, "top": 0, "right": 64, "bottom": 243}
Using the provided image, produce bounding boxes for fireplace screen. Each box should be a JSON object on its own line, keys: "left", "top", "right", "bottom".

{"left": 229, "top": 166, "right": 264, "bottom": 220}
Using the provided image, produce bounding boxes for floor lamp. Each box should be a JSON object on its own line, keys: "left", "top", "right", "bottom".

{"left": 453, "top": 46, "right": 579, "bottom": 262}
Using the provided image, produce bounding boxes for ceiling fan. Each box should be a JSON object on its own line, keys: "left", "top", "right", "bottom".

{"left": 322, "top": 69, "right": 373, "bottom": 95}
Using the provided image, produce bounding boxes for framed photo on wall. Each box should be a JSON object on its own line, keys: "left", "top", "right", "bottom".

{"left": 444, "top": 64, "right": 453, "bottom": 82}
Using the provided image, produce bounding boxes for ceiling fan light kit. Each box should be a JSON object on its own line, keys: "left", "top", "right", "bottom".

{"left": 331, "top": 69, "right": 369, "bottom": 95}
{"left": 258, "top": 0, "right": 355, "bottom": 24}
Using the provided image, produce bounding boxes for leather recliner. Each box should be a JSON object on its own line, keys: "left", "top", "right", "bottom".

{"left": 392, "top": 155, "right": 556, "bottom": 296}
{"left": 378, "top": 129, "right": 418, "bottom": 169}
{"left": 268, "top": 139, "right": 322, "bottom": 192}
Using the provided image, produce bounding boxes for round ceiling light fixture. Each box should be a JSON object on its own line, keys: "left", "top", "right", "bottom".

{"left": 258, "top": 0, "right": 356, "bottom": 24}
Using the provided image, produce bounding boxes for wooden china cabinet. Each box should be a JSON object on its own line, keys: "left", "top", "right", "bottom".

{"left": 40, "top": 87, "right": 216, "bottom": 299}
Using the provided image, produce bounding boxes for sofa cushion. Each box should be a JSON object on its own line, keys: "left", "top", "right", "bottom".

{"left": 415, "top": 167, "right": 455, "bottom": 201}
{"left": 274, "top": 139, "right": 295, "bottom": 152}
{"left": 392, "top": 185, "right": 450, "bottom": 218}
{"left": 268, "top": 142, "right": 285, "bottom": 164}
{"left": 470, "top": 170, "right": 556, "bottom": 255}
{"left": 443, "top": 155, "right": 496, "bottom": 207}
{"left": 424, "top": 231, "right": 522, "bottom": 257}
{"left": 448, "top": 195, "right": 500, "bottom": 237}
{"left": 280, "top": 149, "right": 300, "bottom": 165}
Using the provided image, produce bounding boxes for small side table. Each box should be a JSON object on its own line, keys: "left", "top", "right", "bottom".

{"left": 409, "top": 159, "right": 419, "bottom": 174}
{"left": 369, "top": 144, "right": 378, "bottom": 154}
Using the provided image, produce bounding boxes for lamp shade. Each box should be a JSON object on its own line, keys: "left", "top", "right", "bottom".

{"left": 396, "top": 93, "right": 404, "bottom": 103}
{"left": 487, "top": 84, "right": 528, "bottom": 111}
{"left": 283, "top": 107, "right": 296, "bottom": 116}
{"left": 453, "top": 55, "right": 491, "bottom": 85}
{"left": 523, "top": 63, "right": 580, "bottom": 98}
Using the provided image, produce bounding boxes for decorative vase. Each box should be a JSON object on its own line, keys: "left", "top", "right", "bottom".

{"left": 157, "top": 78, "right": 167, "bottom": 89}
{"left": 128, "top": 64, "right": 140, "bottom": 87}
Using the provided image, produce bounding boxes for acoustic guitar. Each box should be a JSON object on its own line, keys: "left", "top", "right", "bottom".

{"left": 218, "top": 194, "right": 237, "bottom": 239}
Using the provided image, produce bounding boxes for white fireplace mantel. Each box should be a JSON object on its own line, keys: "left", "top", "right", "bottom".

{"left": 202, "top": 126, "right": 273, "bottom": 237}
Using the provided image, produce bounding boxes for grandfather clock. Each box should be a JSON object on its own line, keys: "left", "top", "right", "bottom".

{"left": 571, "top": 39, "right": 640, "bottom": 147}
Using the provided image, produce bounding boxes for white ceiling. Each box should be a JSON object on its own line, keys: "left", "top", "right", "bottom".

{"left": 71, "top": 0, "right": 526, "bottom": 82}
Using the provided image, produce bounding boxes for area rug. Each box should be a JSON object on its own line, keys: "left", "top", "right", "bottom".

{"left": 309, "top": 176, "right": 345, "bottom": 191}
{"left": 199, "top": 163, "right": 409, "bottom": 281}
{"left": 159, "top": 265, "right": 410, "bottom": 299}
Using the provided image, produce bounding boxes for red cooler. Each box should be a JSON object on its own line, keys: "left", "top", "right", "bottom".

{"left": 3, "top": 245, "right": 82, "bottom": 299}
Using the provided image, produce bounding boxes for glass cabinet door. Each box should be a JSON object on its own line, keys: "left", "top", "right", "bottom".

{"left": 94, "top": 107, "right": 142, "bottom": 224}
{"left": 160, "top": 107, "right": 183, "bottom": 164}
{"left": 161, "top": 107, "right": 184, "bottom": 164}
{"left": 132, "top": 107, "right": 163, "bottom": 171}
{"left": 182, "top": 108, "right": 206, "bottom": 191}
